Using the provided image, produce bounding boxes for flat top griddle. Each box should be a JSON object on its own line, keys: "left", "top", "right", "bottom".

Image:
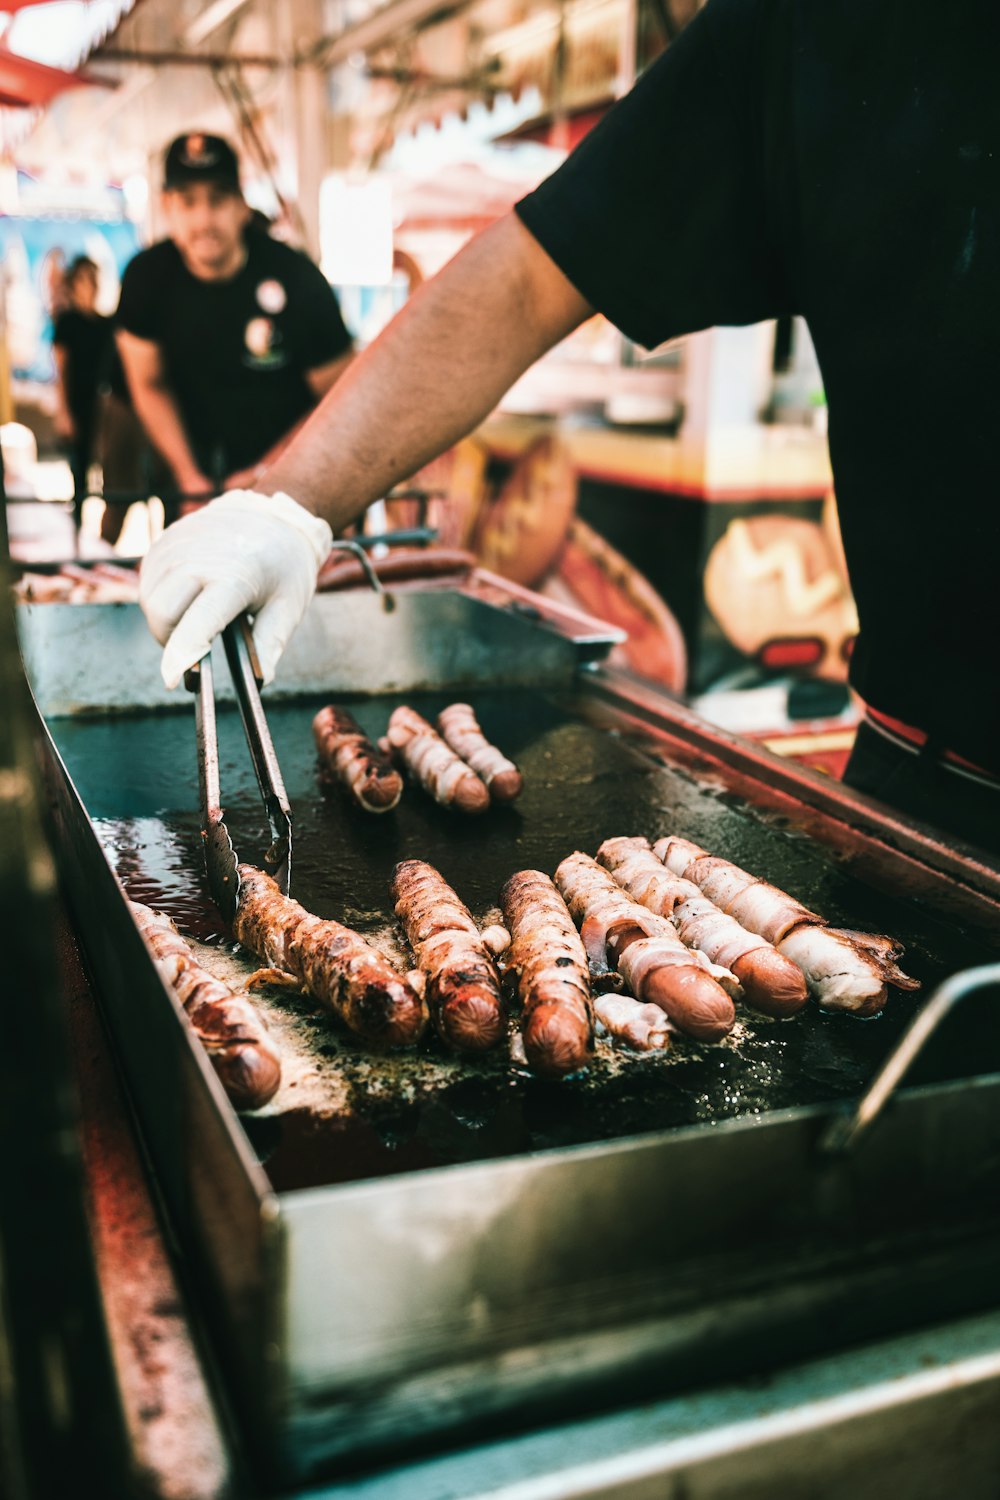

{"left": 53, "top": 687, "right": 1000, "bottom": 1194}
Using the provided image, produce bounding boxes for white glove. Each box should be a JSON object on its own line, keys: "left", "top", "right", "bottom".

{"left": 139, "top": 490, "right": 332, "bottom": 689}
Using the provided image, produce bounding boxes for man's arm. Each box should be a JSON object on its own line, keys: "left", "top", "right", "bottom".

{"left": 116, "top": 330, "right": 211, "bottom": 495}
{"left": 258, "top": 213, "right": 592, "bottom": 526}
{"left": 304, "top": 348, "right": 355, "bottom": 401}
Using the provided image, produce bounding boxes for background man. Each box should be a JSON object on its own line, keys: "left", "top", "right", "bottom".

{"left": 139, "top": 1, "right": 1000, "bottom": 855}
{"left": 116, "top": 132, "right": 354, "bottom": 507}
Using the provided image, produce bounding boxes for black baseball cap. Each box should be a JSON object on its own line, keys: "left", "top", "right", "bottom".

{"left": 163, "top": 133, "right": 241, "bottom": 192}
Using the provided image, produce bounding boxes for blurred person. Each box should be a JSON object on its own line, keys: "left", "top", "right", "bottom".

{"left": 138, "top": 3, "right": 1000, "bottom": 855}
{"left": 52, "top": 255, "right": 114, "bottom": 544}
{"left": 115, "top": 133, "right": 354, "bottom": 515}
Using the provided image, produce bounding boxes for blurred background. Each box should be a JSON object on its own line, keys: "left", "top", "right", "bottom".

{"left": 1, "top": 0, "right": 856, "bottom": 773}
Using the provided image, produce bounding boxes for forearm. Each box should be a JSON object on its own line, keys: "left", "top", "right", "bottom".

{"left": 130, "top": 383, "right": 206, "bottom": 491}
{"left": 259, "top": 213, "right": 591, "bottom": 528}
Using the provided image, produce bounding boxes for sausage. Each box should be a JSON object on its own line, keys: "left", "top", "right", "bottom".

{"left": 653, "top": 836, "right": 919, "bottom": 1014}
{"left": 554, "top": 852, "right": 735, "bottom": 1042}
{"left": 234, "top": 864, "right": 427, "bottom": 1046}
{"left": 436, "top": 703, "right": 523, "bottom": 803}
{"left": 131, "top": 901, "right": 281, "bottom": 1110}
{"left": 653, "top": 836, "right": 825, "bottom": 944}
{"left": 316, "top": 546, "right": 475, "bottom": 592}
{"left": 391, "top": 859, "right": 504, "bottom": 1052}
{"left": 500, "top": 870, "right": 594, "bottom": 1077}
{"left": 597, "top": 836, "right": 808, "bottom": 1018}
{"left": 387, "top": 705, "right": 489, "bottom": 813}
{"left": 313, "top": 704, "right": 403, "bottom": 813}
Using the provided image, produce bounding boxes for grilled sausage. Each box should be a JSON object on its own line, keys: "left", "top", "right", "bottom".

{"left": 555, "top": 852, "right": 736, "bottom": 1042}
{"left": 131, "top": 901, "right": 281, "bottom": 1110}
{"left": 313, "top": 704, "right": 403, "bottom": 813}
{"left": 653, "top": 836, "right": 919, "bottom": 1016}
{"left": 391, "top": 859, "right": 504, "bottom": 1052}
{"left": 597, "top": 836, "right": 808, "bottom": 1018}
{"left": 437, "top": 703, "right": 523, "bottom": 803}
{"left": 387, "top": 705, "right": 490, "bottom": 813}
{"left": 501, "top": 870, "right": 594, "bottom": 1077}
{"left": 234, "top": 864, "right": 427, "bottom": 1046}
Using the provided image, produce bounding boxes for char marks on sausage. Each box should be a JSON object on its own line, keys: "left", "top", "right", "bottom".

{"left": 653, "top": 836, "right": 919, "bottom": 1016}
{"left": 500, "top": 869, "right": 593, "bottom": 1077}
{"left": 391, "top": 859, "right": 504, "bottom": 1052}
{"left": 554, "top": 852, "right": 736, "bottom": 1041}
{"left": 597, "top": 836, "right": 809, "bottom": 1017}
{"left": 387, "top": 705, "right": 490, "bottom": 813}
{"left": 234, "top": 864, "right": 427, "bottom": 1046}
{"left": 131, "top": 900, "right": 281, "bottom": 1110}
{"left": 313, "top": 704, "right": 403, "bottom": 812}
{"left": 437, "top": 703, "right": 523, "bottom": 802}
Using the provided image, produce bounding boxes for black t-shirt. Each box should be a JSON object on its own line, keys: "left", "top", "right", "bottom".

{"left": 116, "top": 234, "right": 352, "bottom": 474}
{"left": 517, "top": 0, "right": 1000, "bottom": 771}
{"left": 52, "top": 309, "right": 114, "bottom": 418}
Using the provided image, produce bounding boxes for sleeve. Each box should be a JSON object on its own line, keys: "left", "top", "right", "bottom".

{"left": 51, "top": 312, "right": 71, "bottom": 350}
{"left": 289, "top": 253, "right": 354, "bottom": 368}
{"left": 115, "top": 250, "right": 163, "bottom": 342}
{"left": 515, "top": 0, "right": 791, "bottom": 349}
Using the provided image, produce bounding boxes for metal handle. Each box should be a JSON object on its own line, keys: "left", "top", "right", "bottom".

{"left": 221, "top": 615, "right": 293, "bottom": 896}
{"left": 820, "top": 962, "right": 1000, "bottom": 1157}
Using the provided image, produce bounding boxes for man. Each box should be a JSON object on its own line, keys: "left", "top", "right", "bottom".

{"left": 139, "top": 0, "right": 1000, "bottom": 855}
{"left": 116, "top": 132, "right": 354, "bottom": 503}
{"left": 52, "top": 255, "right": 114, "bottom": 544}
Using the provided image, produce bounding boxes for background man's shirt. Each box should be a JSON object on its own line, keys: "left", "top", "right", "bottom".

{"left": 117, "top": 232, "right": 352, "bottom": 475}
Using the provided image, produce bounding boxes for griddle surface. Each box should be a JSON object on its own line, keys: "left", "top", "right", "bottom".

{"left": 53, "top": 689, "right": 1000, "bottom": 1191}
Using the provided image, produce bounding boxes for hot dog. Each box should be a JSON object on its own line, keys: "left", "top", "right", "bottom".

{"left": 554, "top": 852, "right": 736, "bottom": 1041}
{"left": 500, "top": 869, "right": 594, "bottom": 1077}
{"left": 597, "top": 836, "right": 809, "bottom": 1018}
{"left": 234, "top": 865, "right": 427, "bottom": 1046}
{"left": 131, "top": 900, "right": 281, "bottom": 1110}
{"left": 653, "top": 836, "right": 919, "bottom": 1016}
{"left": 313, "top": 704, "right": 403, "bottom": 813}
{"left": 436, "top": 703, "right": 523, "bottom": 803}
{"left": 387, "top": 706, "right": 490, "bottom": 814}
{"left": 391, "top": 859, "right": 504, "bottom": 1052}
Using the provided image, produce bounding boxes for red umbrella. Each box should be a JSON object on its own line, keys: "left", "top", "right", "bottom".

{"left": 0, "top": 47, "right": 97, "bottom": 108}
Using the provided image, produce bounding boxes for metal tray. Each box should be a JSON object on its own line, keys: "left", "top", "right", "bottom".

{"left": 21, "top": 590, "right": 1000, "bottom": 1488}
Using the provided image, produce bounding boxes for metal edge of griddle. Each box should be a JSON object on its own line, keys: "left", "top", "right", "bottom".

{"left": 15, "top": 590, "right": 590, "bottom": 717}
{"left": 582, "top": 664, "right": 1000, "bottom": 920}
{"left": 270, "top": 1070, "right": 1000, "bottom": 1481}
{"left": 24, "top": 690, "right": 291, "bottom": 1474}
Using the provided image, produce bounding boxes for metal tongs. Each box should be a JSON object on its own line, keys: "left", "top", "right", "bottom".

{"left": 184, "top": 613, "right": 292, "bottom": 925}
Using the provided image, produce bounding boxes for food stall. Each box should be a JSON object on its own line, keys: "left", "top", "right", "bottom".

{"left": 2, "top": 2, "right": 1000, "bottom": 1495}
{"left": 5, "top": 525, "right": 1000, "bottom": 1494}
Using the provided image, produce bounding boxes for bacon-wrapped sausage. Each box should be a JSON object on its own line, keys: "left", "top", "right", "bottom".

{"left": 387, "top": 706, "right": 489, "bottom": 814}
{"left": 313, "top": 705, "right": 403, "bottom": 813}
{"left": 597, "top": 836, "right": 809, "bottom": 1018}
{"left": 554, "top": 852, "right": 735, "bottom": 1041}
{"left": 500, "top": 870, "right": 594, "bottom": 1077}
{"left": 437, "top": 703, "right": 523, "bottom": 803}
{"left": 595, "top": 994, "right": 673, "bottom": 1051}
{"left": 131, "top": 901, "right": 281, "bottom": 1110}
{"left": 391, "top": 859, "right": 504, "bottom": 1052}
{"left": 653, "top": 837, "right": 919, "bottom": 1017}
{"left": 234, "top": 865, "right": 427, "bottom": 1046}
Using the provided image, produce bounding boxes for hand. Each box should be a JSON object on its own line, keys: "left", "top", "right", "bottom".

{"left": 139, "top": 489, "right": 333, "bottom": 689}
{"left": 223, "top": 463, "right": 264, "bottom": 492}
{"left": 173, "top": 467, "right": 213, "bottom": 499}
